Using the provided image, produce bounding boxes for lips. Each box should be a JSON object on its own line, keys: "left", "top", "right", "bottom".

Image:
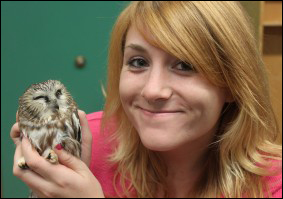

{"left": 138, "top": 106, "right": 184, "bottom": 117}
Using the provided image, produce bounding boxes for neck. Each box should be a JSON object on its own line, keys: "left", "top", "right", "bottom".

{"left": 157, "top": 132, "right": 214, "bottom": 197}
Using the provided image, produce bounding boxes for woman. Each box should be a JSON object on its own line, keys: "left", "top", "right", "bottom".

{"left": 12, "top": 1, "right": 281, "bottom": 197}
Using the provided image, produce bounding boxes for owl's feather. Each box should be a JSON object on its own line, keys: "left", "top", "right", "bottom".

{"left": 18, "top": 80, "right": 82, "bottom": 167}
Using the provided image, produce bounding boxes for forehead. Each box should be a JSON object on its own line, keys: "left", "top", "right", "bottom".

{"left": 125, "top": 26, "right": 157, "bottom": 48}
{"left": 125, "top": 26, "right": 145, "bottom": 44}
{"left": 124, "top": 26, "right": 174, "bottom": 59}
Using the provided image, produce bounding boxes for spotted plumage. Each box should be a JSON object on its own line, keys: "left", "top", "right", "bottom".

{"left": 17, "top": 80, "right": 81, "bottom": 169}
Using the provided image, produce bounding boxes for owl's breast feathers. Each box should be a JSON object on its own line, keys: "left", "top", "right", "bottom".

{"left": 18, "top": 110, "right": 81, "bottom": 155}
{"left": 17, "top": 80, "right": 81, "bottom": 159}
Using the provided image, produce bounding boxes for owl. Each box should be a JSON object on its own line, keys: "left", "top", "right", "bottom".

{"left": 17, "top": 80, "right": 81, "bottom": 169}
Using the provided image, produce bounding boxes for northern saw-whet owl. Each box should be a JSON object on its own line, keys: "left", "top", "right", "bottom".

{"left": 17, "top": 80, "right": 81, "bottom": 169}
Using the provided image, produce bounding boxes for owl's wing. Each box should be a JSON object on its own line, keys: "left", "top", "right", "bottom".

{"left": 72, "top": 110, "right": 82, "bottom": 143}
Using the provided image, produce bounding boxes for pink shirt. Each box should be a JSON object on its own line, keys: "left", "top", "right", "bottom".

{"left": 87, "top": 111, "right": 119, "bottom": 197}
{"left": 86, "top": 111, "right": 282, "bottom": 198}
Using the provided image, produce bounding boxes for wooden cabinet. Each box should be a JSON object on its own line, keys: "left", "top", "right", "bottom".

{"left": 260, "top": 1, "right": 282, "bottom": 142}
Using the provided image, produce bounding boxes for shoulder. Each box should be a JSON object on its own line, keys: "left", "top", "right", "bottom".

{"left": 86, "top": 111, "right": 104, "bottom": 136}
{"left": 86, "top": 111, "right": 103, "bottom": 126}
{"left": 86, "top": 111, "right": 118, "bottom": 197}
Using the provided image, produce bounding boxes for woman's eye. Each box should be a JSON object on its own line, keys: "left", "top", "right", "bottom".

{"left": 127, "top": 58, "right": 149, "bottom": 69}
{"left": 174, "top": 62, "right": 194, "bottom": 72}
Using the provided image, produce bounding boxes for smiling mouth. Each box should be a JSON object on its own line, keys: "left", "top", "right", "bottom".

{"left": 138, "top": 107, "right": 184, "bottom": 117}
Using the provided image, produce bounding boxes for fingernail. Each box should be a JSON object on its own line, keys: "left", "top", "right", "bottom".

{"left": 55, "top": 144, "right": 63, "bottom": 150}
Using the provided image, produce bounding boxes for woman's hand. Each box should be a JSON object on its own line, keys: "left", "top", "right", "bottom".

{"left": 11, "top": 110, "right": 104, "bottom": 198}
{"left": 77, "top": 110, "right": 93, "bottom": 168}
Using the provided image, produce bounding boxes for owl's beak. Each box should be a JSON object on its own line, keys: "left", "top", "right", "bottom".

{"left": 51, "top": 102, "right": 59, "bottom": 111}
{"left": 53, "top": 104, "right": 59, "bottom": 110}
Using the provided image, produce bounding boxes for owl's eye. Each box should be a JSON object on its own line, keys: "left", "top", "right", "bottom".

{"left": 33, "top": 96, "right": 45, "bottom": 100}
{"left": 33, "top": 96, "right": 50, "bottom": 103}
{"left": 55, "top": 89, "right": 62, "bottom": 98}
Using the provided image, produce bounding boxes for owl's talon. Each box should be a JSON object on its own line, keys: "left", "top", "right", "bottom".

{"left": 18, "top": 157, "right": 29, "bottom": 169}
{"left": 46, "top": 150, "right": 58, "bottom": 164}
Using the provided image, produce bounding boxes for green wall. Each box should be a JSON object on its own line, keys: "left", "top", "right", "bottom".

{"left": 1, "top": 1, "right": 128, "bottom": 197}
{"left": 1, "top": 1, "right": 260, "bottom": 198}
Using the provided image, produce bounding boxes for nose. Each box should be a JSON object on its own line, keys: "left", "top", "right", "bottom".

{"left": 141, "top": 67, "right": 172, "bottom": 103}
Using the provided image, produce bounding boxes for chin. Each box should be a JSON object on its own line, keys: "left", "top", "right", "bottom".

{"left": 138, "top": 132, "right": 180, "bottom": 152}
{"left": 143, "top": 141, "right": 179, "bottom": 152}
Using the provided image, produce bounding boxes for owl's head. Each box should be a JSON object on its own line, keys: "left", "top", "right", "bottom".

{"left": 19, "top": 80, "right": 75, "bottom": 120}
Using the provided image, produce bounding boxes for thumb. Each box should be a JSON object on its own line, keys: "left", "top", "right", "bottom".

{"left": 55, "top": 147, "right": 87, "bottom": 173}
{"left": 78, "top": 110, "right": 92, "bottom": 167}
{"left": 78, "top": 110, "right": 92, "bottom": 143}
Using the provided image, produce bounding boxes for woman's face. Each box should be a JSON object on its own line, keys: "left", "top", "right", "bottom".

{"left": 119, "top": 26, "right": 230, "bottom": 151}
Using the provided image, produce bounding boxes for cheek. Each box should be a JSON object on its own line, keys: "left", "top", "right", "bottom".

{"left": 178, "top": 80, "right": 227, "bottom": 125}
{"left": 119, "top": 71, "right": 130, "bottom": 106}
{"left": 119, "top": 70, "right": 142, "bottom": 105}
{"left": 192, "top": 87, "right": 226, "bottom": 123}
{"left": 119, "top": 73, "right": 128, "bottom": 101}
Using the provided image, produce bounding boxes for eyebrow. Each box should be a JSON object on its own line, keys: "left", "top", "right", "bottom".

{"left": 124, "top": 44, "right": 147, "bottom": 53}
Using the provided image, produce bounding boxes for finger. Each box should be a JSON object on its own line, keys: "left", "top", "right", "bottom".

{"left": 13, "top": 143, "right": 51, "bottom": 192}
{"left": 78, "top": 110, "right": 92, "bottom": 167}
{"left": 14, "top": 162, "right": 45, "bottom": 186}
{"left": 10, "top": 123, "right": 21, "bottom": 146}
{"left": 16, "top": 111, "right": 19, "bottom": 122}
{"left": 78, "top": 110, "right": 92, "bottom": 146}
{"left": 21, "top": 137, "right": 81, "bottom": 185}
{"left": 78, "top": 110, "right": 87, "bottom": 125}
{"left": 14, "top": 167, "right": 51, "bottom": 197}
{"left": 78, "top": 110, "right": 91, "bottom": 137}
{"left": 55, "top": 148, "right": 87, "bottom": 174}
{"left": 13, "top": 143, "right": 23, "bottom": 170}
{"left": 21, "top": 137, "right": 57, "bottom": 180}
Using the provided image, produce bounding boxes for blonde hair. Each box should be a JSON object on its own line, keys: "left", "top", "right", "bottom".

{"left": 102, "top": 1, "right": 282, "bottom": 197}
